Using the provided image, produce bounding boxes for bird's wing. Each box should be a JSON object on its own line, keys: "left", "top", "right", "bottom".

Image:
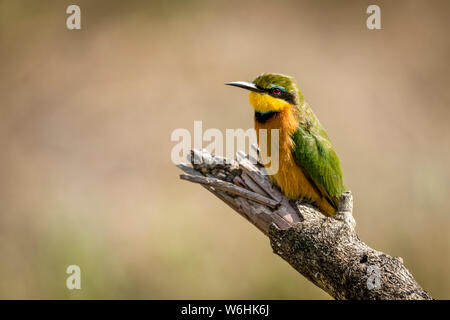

{"left": 290, "top": 115, "right": 345, "bottom": 209}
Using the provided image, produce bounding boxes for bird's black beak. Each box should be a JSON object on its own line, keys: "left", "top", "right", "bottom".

{"left": 226, "top": 81, "right": 265, "bottom": 93}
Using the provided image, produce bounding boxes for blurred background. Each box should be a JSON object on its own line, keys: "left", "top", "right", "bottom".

{"left": 0, "top": 0, "right": 449, "bottom": 299}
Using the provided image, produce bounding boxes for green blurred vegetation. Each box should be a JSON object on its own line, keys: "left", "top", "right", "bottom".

{"left": 0, "top": 0, "right": 449, "bottom": 299}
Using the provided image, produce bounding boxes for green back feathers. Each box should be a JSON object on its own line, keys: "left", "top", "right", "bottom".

{"left": 291, "top": 104, "right": 345, "bottom": 209}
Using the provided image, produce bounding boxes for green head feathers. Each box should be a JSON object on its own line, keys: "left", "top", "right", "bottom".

{"left": 252, "top": 73, "right": 304, "bottom": 106}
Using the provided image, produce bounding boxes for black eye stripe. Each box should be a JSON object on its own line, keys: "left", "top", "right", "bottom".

{"left": 266, "top": 88, "right": 295, "bottom": 104}
{"left": 254, "top": 85, "right": 296, "bottom": 104}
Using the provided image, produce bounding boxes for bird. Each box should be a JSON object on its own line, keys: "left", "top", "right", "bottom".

{"left": 226, "top": 73, "right": 345, "bottom": 216}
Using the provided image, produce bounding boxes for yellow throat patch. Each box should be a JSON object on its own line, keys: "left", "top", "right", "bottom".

{"left": 249, "top": 92, "right": 291, "bottom": 113}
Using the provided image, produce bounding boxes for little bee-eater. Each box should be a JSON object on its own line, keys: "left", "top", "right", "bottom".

{"left": 227, "top": 73, "right": 345, "bottom": 216}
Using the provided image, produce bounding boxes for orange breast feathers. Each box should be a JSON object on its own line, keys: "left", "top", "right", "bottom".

{"left": 254, "top": 107, "right": 335, "bottom": 216}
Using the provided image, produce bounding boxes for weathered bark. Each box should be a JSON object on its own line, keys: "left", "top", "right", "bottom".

{"left": 178, "top": 149, "right": 432, "bottom": 300}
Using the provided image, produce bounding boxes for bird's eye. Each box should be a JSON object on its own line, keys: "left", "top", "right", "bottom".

{"left": 272, "top": 88, "right": 281, "bottom": 95}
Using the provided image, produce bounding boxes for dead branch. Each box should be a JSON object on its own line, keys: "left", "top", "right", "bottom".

{"left": 177, "top": 149, "right": 432, "bottom": 300}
